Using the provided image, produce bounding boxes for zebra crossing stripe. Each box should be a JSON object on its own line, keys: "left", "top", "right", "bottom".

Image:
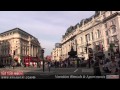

{"left": 74, "top": 69, "right": 78, "bottom": 72}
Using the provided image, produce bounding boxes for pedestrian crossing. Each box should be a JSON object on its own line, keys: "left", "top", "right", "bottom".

{"left": 53, "top": 68, "right": 94, "bottom": 75}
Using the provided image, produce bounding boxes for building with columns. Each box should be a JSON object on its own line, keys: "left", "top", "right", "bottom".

{"left": 0, "top": 28, "right": 42, "bottom": 65}
{"left": 60, "top": 11, "right": 120, "bottom": 60}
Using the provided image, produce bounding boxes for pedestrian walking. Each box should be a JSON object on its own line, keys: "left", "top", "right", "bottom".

{"left": 87, "top": 59, "right": 90, "bottom": 68}
{"left": 91, "top": 59, "right": 94, "bottom": 67}
{"left": 108, "top": 56, "right": 119, "bottom": 75}
{"left": 93, "top": 57, "right": 101, "bottom": 76}
{"left": 55, "top": 61, "right": 56, "bottom": 68}
{"left": 48, "top": 62, "right": 51, "bottom": 72}
{"left": 118, "top": 59, "right": 120, "bottom": 75}
{"left": 12, "top": 61, "right": 15, "bottom": 69}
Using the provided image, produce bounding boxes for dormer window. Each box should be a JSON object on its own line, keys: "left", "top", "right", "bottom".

{"left": 111, "top": 19, "right": 115, "bottom": 25}
{"left": 111, "top": 26, "right": 116, "bottom": 34}
{"left": 104, "top": 23, "right": 107, "bottom": 28}
{"left": 103, "top": 13, "right": 106, "bottom": 19}
{"left": 110, "top": 11, "right": 112, "bottom": 15}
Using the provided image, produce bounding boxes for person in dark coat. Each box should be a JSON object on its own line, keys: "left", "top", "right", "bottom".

{"left": 48, "top": 62, "right": 51, "bottom": 72}
{"left": 91, "top": 59, "right": 94, "bottom": 67}
{"left": 93, "top": 57, "right": 101, "bottom": 76}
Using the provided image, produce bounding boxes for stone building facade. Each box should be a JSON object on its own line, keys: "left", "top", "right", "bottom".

{"left": 51, "top": 43, "right": 62, "bottom": 61}
{"left": 60, "top": 11, "right": 120, "bottom": 61}
{"left": 0, "top": 28, "right": 42, "bottom": 65}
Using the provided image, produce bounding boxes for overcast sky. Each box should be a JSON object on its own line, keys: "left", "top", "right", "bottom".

{"left": 0, "top": 11, "right": 95, "bottom": 56}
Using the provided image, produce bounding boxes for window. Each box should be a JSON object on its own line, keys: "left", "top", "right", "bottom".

{"left": 103, "top": 14, "right": 106, "bottom": 18}
{"left": 111, "top": 26, "right": 116, "bottom": 33}
{"left": 80, "top": 37, "right": 83, "bottom": 44}
{"left": 111, "top": 20, "right": 115, "bottom": 25}
{"left": 108, "top": 29, "right": 111, "bottom": 34}
{"left": 95, "top": 32, "right": 97, "bottom": 39}
{"left": 97, "top": 30, "right": 101, "bottom": 38}
{"left": 107, "top": 38, "right": 109, "bottom": 44}
{"left": 110, "top": 11, "right": 112, "bottom": 15}
{"left": 112, "top": 35, "right": 118, "bottom": 41}
{"left": 85, "top": 35, "right": 88, "bottom": 42}
{"left": 104, "top": 23, "right": 107, "bottom": 28}
{"left": 8, "top": 50, "right": 9, "bottom": 54}
{"left": 105, "top": 31, "right": 108, "bottom": 36}
{"left": 86, "top": 34, "right": 90, "bottom": 42}
{"left": 86, "top": 34, "right": 90, "bottom": 41}
{"left": 91, "top": 32, "right": 94, "bottom": 40}
{"left": 88, "top": 34, "right": 90, "bottom": 41}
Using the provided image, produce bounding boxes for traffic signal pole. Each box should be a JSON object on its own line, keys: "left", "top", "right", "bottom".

{"left": 43, "top": 58, "right": 44, "bottom": 72}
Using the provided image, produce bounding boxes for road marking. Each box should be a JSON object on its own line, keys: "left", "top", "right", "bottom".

{"left": 82, "top": 69, "right": 93, "bottom": 72}
{"left": 74, "top": 69, "right": 78, "bottom": 72}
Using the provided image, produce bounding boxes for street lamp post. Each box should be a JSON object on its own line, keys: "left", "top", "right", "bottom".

{"left": 113, "top": 39, "right": 119, "bottom": 58}
{"left": 85, "top": 41, "right": 91, "bottom": 68}
{"left": 12, "top": 50, "right": 15, "bottom": 69}
{"left": 41, "top": 48, "right": 45, "bottom": 72}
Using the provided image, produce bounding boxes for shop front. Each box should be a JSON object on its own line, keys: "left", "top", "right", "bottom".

{"left": 0, "top": 55, "right": 12, "bottom": 67}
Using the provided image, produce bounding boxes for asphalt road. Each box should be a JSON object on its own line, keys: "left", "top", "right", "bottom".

{"left": 0, "top": 67, "right": 94, "bottom": 79}
{"left": 0, "top": 67, "right": 119, "bottom": 79}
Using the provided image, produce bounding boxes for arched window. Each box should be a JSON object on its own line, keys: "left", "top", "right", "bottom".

{"left": 80, "top": 37, "right": 83, "bottom": 44}
{"left": 104, "top": 23, "right": 107, "bottom": 28}
{"left": 95, "top": 32, "right": 97, "bottom": 39}
{"left": 97, "top": 30, "right": 101, "bottom": 38}
{"left": 111, "top": 26, "right": 116, "bottom": 34}
{"left": 91, "top": 32, "right": 94, "bottom": 40}
{"left": 110, "top": 11, "right": 112, "bottom": 15}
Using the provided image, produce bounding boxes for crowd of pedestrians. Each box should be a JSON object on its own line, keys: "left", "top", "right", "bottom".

{"left": 50, "top": 56, "right": 120, "bottom": 75}
{"left": 92, "top": 56, "right": 120, "bottom": 75}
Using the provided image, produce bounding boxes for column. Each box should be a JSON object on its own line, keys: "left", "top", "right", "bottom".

{"left": 25, "top": 46, "right": 27, "bottom": 56}
{"left": 36, "top": 47, "right": 37, "bottom": 56}
{"left": 34, "top": 46, "right": 36, "bottom": 57}
{"left": 29, "top": 44, "right": 31, "bottom": 56}
{"left": 24, "top": 46, "right": 25, "bottom": 56}
{"left": 33, "top": 46, "right": 35, "bottom": 57}
{"left": 26, "top": 46, "right": 28, "bottom": 55}
{"left": 31, "top": 45, "right": 32, "bottom": 56}
{"left": 32, "top": 45, "right": 34, "bottom": 57}
{"left": 35, "top": 46, "right": 36, "bottom": 57}
{"left": 32, "top": 45, "right": 33, "bottom": 57}
{"left": 36, "top": 46, "right": 37, "bottom": 56}
{"left": 24, "top": 46, "right": 26, "bottom": 56}
{"left": 22, "top": 46, "right": 24, "bottom": 56}
{"left": 23, "top": 46, "right": 24, "bottom": 56}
